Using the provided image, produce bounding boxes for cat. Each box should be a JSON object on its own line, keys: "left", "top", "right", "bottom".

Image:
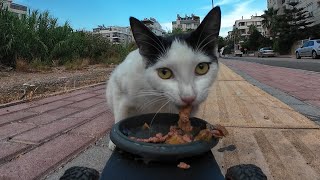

{"left": 106, "top": 6, "right": 221, "bottom": 150}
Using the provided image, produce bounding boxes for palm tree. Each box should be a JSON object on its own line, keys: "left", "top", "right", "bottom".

{"left": 261, "top": 8, "right": 278, "bottom": 39}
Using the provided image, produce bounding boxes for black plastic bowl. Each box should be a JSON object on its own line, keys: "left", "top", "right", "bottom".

{"left": 110, "top": 113, "right": 219, "bottom": 162}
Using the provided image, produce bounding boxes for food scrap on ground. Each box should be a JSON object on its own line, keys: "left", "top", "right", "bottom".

{"left": 177, "top": 162, "right": 191, "bottom": 169}
{"left": 207, "top": 124, "right": 229, "bottom": 138}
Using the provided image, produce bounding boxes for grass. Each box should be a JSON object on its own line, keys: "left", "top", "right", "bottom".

{"left": 64, "top": 58, "right": 90, "bottom": 71}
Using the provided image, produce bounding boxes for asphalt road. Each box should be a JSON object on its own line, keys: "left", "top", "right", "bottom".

{"left": 223, "top": 56, "right": 320, "bottom": 72}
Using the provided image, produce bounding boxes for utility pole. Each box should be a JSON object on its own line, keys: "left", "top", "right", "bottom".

{"left": 212, "top": 0, "right": 214, "bottom": 8}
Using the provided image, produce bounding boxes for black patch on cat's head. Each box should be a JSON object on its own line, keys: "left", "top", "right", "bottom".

{"left": 130, "top": 6, "right": 221, "bottom": 67}
{"left": 186, "top": 6, "right": 221, "bottom": 60}
{"left": 130, "top": 17, "right": 171, "bottom": 66}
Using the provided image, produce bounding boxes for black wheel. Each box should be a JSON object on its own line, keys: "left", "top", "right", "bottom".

{"left": 59, "top": 166, "right": 100, "bottom": 180}
{"left": 225, "top": 164, "right": 267, "bottom": 180}
{"left": 296, "top": 52, "right": 301, "bottom": 59}
{"left": 312, "top": 51, "right": 318, "bottom": 59}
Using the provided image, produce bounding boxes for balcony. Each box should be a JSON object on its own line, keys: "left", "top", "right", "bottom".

{"left": 10, "top": 3, "right": 27, "bottom": 11}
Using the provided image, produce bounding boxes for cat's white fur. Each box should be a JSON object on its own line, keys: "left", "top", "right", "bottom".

{"left": 106, "top": 40, "right": 219, "bottom": 150}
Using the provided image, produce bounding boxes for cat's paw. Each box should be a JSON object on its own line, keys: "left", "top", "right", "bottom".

{"left": 108, "top": 140, "right": 116, "bottom": 151}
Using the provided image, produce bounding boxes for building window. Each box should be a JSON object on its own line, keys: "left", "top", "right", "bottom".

{"left": 239, "top": 22, "right": 245, "bottom": 26}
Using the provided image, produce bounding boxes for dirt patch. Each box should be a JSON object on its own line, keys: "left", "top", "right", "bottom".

{"left": 0, "top": 65, "right": 115, "bottom": 105}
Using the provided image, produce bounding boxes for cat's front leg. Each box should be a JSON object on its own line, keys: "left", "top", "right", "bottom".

{"left": 108, "top": 100, "right": 134, "bottom": 151}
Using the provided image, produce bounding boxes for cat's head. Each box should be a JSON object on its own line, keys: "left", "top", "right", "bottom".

{"left": 130, "top": 7, "right": 221, "bottom": 107}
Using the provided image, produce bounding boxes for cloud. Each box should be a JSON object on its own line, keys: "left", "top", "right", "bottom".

{"left": 216, "top": 0, "right": 241, "bottom": 6}
{"left": 161, "top": 0, "right": 265, "bottom": 36}
{"left": 160, "top": 22, "right": 172, "bottom": 32}
{"left": 200, "top": 0, "right": 241, "bottom": 9}
{"left": 219, "top": 0, "right": 264, "bottom": 37}
{"left": 14, "top": 0, "right": 26, "bottom": 3}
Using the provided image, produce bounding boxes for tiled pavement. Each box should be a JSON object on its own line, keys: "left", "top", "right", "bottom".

{"left": 222, "top": 59, "right": 320, "bottom": 110}
{"left": 0, "top": 85, "right": 114, "bottom": 179}
{"left": 0, "top": 63, "right": 320, "bottom": 180}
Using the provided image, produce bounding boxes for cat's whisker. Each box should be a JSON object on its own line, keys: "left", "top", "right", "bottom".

{"left": 149, "top": 100, "right": 171, "bottom": 130}
{"left": 138, "top": 96, "right": 168, "bottom": 112}
{"left": 136, "top": 96, "right": 162, "bottom": 110}
{"left": 132, "top": 94, "right": 161, "bottom": 98}
{"left": 198, "top": 37, "right": 218, "bottom": 52}
{"left": 196, "top": 32, "right": 218, "bottom": 52}
{"left": 135, "top": 38, "right": 164, "bottom": 55}
{"left": 197, "top": 33, "right": 217, "bottom": 51}
{"left": 132, "top": 92, "right": 166, "bottom": 97}
{"left": 169, "top": 103, "right": 176, "bottom": 114}
{"left": 195, "top": 20, "right": 211, "bottom": 51}
{"left": 135, "top": 32, "right": 166, "bottom": 54}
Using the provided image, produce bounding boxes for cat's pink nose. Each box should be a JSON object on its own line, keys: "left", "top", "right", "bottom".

{"left": 181, "top": 96, "right": 195, "bottom": 104}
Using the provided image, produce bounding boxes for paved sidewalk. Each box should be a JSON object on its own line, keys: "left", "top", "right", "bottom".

{"left": 0, "top": 63, "right": 319, "bottom": 180}
{"left": 197, "top": 64, "right": 320, "bottom": 179}
{"left": 0, "top": 85, "right": 114, "bottom": 179}
{"left": 222, "top": 59, "right": 320, "bottom": 122}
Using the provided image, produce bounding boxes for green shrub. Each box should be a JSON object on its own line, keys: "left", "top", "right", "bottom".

{"left": 0, "top": 8, "right": 136, "bottom": 70}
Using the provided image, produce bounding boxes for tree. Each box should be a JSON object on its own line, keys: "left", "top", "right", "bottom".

{"left": 171, "top": 28, "right": 183, "bottom": 34}
{"left": 284, "top": 2, "right": 313, "bottom": 40}
{"left": 307, "top": 24, "right": 320, "bottom": 39}
{"left": 272, "top": 1, "right": 313, "bottom": 54}
{"left": 217, "top": 36, "right": 226, "bottom": 52}
{"left": 261, "top": 8, "right": 278, "bottom": 39}
{"left": 241, "top": 25, "right": 271, "bottom": 51}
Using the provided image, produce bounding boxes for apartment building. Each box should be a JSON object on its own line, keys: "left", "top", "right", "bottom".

{"left": 141, "top": 17, "right": 165, "bottom": 36}
{"left": 172, "top": 14, "right": 200, "bottom": 32}
{"left": 0, "top": 0, "right": 27, "bottom": 18}
{"left": 233, "top": 16, "right": 268, "bottom": 37}
{"left": 267, "top": 0, "right": 320, "bottom": 26}
{"left": 93, "top": 26, "right": 133, "bottom": 44}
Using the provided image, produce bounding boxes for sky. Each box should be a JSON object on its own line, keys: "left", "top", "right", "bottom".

{"left": 14, "top": 0, "right": 267, "bottom": 37}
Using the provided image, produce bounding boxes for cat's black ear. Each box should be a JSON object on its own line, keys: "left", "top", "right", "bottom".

{"left": 187, "top": 6, "right": 221, "bottom": 56}
{"left": 130, "top": 17, "right": 167, "bottom": 65}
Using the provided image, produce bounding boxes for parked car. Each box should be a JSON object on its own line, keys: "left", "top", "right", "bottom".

{"left": 258, "top": 47, "right": 275, "bottom": 57}
{"left": 295, "top": 39, "right": 320, "bottom": 59}
{"left": 234, "top": 50, "right": 243, "bottom": 57}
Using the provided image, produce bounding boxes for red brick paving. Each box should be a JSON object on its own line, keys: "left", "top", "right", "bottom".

{"left": 0, "top": 123, "right": 36, "bottom": 140}
{"left": 222, "top": 60, "right": 320, "bottom": 108}
{"left": 12, "top": 118, "right": 89, "bottom": 144}
{"left": 27, "top": 100, "right": 75, "bottom": 113}
{"left": 24, "top": 107, "right": 80, "bottom": 125}
{"left": 0, "top": 110, "right": 38, "bottom": 126}
{"left": 0, "top": 141, "right": 30, "bottom": 164}
{"left": 68, "top": 103, "right": 109, "bottom": 118}
{"left": 62, "top": 93, "right": 99, "bottom": 102}
{"left": 67, "top": 97, "right": 105, "bottom": 109}
{"left": 70, "top": 111, "right": 114, "bottom": 138}
{"left": 0, "top": 84, "right": 114, "bottom": 179}
{"left": 0, "top": 134, "right": 94, "bottom": 180}
{"left": 0, "top": 102, "right": 38, "bottom": 116}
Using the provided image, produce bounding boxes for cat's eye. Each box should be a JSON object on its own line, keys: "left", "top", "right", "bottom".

{"left": 195, "top": 63, "right": 210, "bottom": 75}
{"left": 157, "top": 68, "right": 173, "bottom": 79}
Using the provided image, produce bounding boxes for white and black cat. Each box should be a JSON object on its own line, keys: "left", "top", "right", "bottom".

{"left": 106, "top": 7, "right": 221, "bottom": 149}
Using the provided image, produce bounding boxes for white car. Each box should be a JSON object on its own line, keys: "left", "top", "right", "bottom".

{"left": 258, "top": 47, "right": 275, "bottom": 57}
{"left": 295, "top": 39, "right": 320, "bottom": 59}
